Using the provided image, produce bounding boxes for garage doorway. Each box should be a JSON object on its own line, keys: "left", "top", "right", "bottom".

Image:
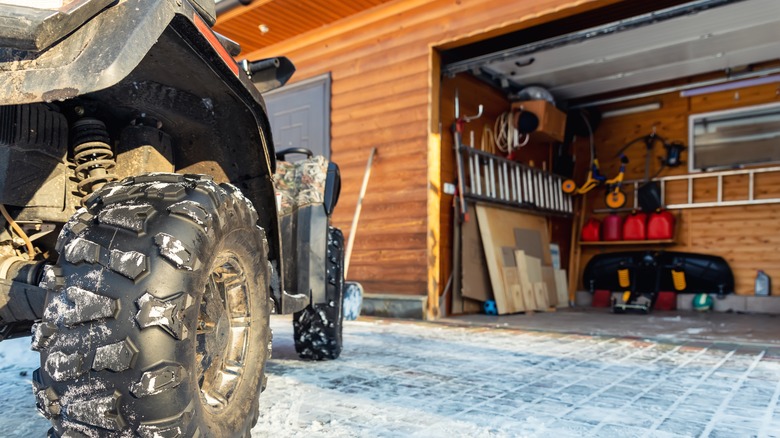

{"left": 436, "top": 0, "right": 780, "bottom": 317}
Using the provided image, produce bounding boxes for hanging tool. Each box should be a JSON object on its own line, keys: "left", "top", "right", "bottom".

{"left": 614, "top": 130, "right": 685, "bottom": 211}
{"left": 663, "top": 141, "right": 685, "bottom": 168}
{"left": 604, "top": 154, "right": 629, "bottom": 209}
{"left": 561, "top": 111, "right": 613, "bottom": 196}
{"left": 452, "top": 89, "right": 483, "bottom": 222}
{"left": 617, "top": 130, "right": 686, "bottom": 171}
{"left": 562, "top": 158, "right": 606, "bottom": 195}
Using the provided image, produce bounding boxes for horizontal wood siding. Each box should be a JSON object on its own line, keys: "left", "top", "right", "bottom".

{"left": 244, "top": 0, "right": 617, "bottom": 302}
{"left": 578, "top": 81, "right": 780, "bottom": 295}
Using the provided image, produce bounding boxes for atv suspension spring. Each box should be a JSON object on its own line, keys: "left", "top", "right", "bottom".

{"left": 72, "top": 118, "right": 118, "bottom": 196}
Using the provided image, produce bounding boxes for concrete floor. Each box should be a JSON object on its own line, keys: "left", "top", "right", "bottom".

{"left": 443, "top": 308, "right": 780, "bottom": 348}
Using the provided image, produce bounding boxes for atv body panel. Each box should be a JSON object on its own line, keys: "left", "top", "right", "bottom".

{"left": 0, "top": 0, "right": 321, "bottom": 317}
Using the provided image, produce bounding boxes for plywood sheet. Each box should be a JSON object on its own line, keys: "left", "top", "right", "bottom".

{"left": 514, "top": 228, "right": 546, "bottom": 261}
{"left": 475, "top": 204, "right": 551, "bottom": 261}
{"left": 514, "top": 250, "right": 537, "bottom": 312}
{"left": 463, "top": 298, "right": 483, "bottom": 314}
{"left": 460, "top": 213, "right": 492, "bottom": 302}
{"left": 501, "top": 247, "right": 526, "bottom": 312}
{"left": 525, "top": 255, "right": 543, "bottom": 284}
{"left": 475, "top": 207, "right": 513, "bottom": 314}
{"left": 554, "top": 269, "right": 569, "bottom": 307}
{"left": 534, "top": 283, "right": 549, "bottom": 311}
{"left": 524, "top": 256, "right": 547, "bottom": 310}
{"left": 542, "top": 266, "right": 559, "bottom": 308}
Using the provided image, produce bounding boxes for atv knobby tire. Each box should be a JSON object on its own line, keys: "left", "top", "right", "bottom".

{"left": 33, "top": 174, "right": 271, "bottom": 438}
{"left": 293, "top": 227, "right": 344, "bottom": 360}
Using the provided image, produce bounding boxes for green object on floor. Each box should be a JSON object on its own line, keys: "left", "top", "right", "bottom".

{"left": 693, "top": 293, "right": 713, "bottom": 311}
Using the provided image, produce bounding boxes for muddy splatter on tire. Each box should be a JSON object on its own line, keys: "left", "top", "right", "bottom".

{"left": 293, "top": 227, "right": 344, "bottom": 360}
{"left": 34, "top": 174, "right": 271, "bottom": 437}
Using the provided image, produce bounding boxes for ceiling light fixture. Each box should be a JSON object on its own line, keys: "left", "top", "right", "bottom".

{"left": 602, "top": 102, "right": 661, "bottom": 118}
{"left": 680, "top": 74, "right": 780, "bottom": 97}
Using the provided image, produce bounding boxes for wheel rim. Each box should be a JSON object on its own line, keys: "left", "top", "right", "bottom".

{"left": 606, "top": 191, "right": 626, "bottom": 209}
{"left": 196, "top": 252, "right": 252, "bottom": 413}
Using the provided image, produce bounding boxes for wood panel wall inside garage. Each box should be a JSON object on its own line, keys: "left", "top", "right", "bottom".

{"left": 235, "top": 0, "right": 628, "bottom": 315}
{"left": 440, "top": 74, "right": 574, "bottom": 313}
{"left": 576, "top": 80, "right": 780, "bottom": 295}
{"left": 440, "top": 74, "right": 509, "bottom": 311}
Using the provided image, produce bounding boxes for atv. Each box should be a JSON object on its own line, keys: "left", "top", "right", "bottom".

{"left": 0, "top": 0, "right": 344, "bottom": 436}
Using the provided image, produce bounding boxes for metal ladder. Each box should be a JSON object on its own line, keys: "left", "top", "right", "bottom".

{"left": 602, "top": 165, "right": 780, "bottom": 211}
{"left": 461, "top": 146, "right": 574, "bottom": 215}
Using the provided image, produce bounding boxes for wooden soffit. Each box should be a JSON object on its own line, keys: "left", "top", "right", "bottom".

{"left": 214, "top": 0, "right": 396, "bottom": 56}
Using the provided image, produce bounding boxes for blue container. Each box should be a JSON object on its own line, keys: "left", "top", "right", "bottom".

{"left": 343, "top": 281, "right": 363, "bottom": 320}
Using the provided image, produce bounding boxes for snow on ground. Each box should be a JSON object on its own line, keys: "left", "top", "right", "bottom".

{"left": 255, "top": 317, "right": 780, "bottom": 438}
{"left": 1, "top": 317, "right": 779, "bottom": 437}
{"left": 0, "top": 337, "right": 50, "bottom": 436}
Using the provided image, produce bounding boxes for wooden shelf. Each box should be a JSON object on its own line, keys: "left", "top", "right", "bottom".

{"left": 580, "top": 239, "right": 676, "bottom": 246}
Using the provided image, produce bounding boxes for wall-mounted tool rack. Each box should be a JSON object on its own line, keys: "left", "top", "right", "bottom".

{"left": 462, "top": 146, "right": 574, "bottom": 216}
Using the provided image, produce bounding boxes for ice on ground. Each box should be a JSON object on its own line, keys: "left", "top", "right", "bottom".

{"left": 1, "top": 317, "right": 779, "bottom": 437}
{"left": 685, "top": 327, "right": 706, "bottom": 335}
{"left": 251, "top": 317, "right": 780, "bottom": 437}
{"left": 0, "top": 338, "right": 49, "bottom": 436}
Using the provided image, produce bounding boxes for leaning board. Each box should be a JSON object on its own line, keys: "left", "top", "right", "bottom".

{"left": 513, "top": 250, "right": 537, "bottom": 311}
{"left": 554, "top": 269, "right": 569, "bottom": 307}
{"left": 475, "top": 204, "right": 551, "bottom": 314}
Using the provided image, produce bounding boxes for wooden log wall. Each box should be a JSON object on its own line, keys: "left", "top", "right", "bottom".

{"left": 576, "top": 81, "right": 780, "bottom": 295}
{"left": 237, "top": 0, "right": 630, "bottom": 318}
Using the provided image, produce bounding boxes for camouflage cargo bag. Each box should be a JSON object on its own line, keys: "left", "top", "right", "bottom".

{"left": 273, "top": 155, "right": 329, "bottom": 215}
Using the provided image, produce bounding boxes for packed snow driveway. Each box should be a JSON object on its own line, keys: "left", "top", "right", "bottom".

{"left": 1, "top": 316, "right": 779, "bottom": 437}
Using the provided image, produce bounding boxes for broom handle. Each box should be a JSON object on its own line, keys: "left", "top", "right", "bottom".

{"left": 344, "top": 147, "right": 376, "bottom": 278}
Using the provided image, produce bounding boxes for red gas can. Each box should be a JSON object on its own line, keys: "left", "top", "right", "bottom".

{"left": 581, "top": 218, "right": 601, "bottom": 241}
{"left": 602, "top": 213, "right": 623, "bottom": 241}
{"left": 647, "top": 209, "right": 675, "bottom": 240}
{"left": 623, "top": 211, "right": 647, "bottom": 240}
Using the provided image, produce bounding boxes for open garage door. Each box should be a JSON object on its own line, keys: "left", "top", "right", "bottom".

{"left": 440, "top": 0, "right": 780, "bottom": 316}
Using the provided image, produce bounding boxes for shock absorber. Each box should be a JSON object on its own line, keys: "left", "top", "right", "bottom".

{"left": 72, "top": 118, "right": 118, "bottom": 197}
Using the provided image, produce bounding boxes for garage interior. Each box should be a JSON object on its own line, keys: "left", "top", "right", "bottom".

{"left": 437, "top": 0, "right": 780, "bottom": 320}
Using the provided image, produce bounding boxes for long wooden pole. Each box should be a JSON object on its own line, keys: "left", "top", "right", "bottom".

{"left": 567, "top": 194, "right": 587, "bottom": 306}
{"left": 344, "top": 147, "right": 376, "bottom": 278}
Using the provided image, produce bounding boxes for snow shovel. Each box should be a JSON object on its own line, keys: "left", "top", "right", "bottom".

{"left": 343, "top": 147, "right": 376, "bottom": 320}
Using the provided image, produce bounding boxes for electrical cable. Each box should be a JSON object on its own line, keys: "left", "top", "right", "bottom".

{"left": 481, "top": 125, "right": 496, "bottom": 155}
{"left": 493, "top": 110, "right": 529, "bottom": 154}
{"left": 580, "top": 111, "right": 595, "bottom": 162}
{"left": 518, "top": 132, "right": 531, "bottom": 147}
{"left": 493, "top": 111, "right": 513, "bottom": 153}
{"left": 0, "top": 204, "right": 35, "bottom": 259}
